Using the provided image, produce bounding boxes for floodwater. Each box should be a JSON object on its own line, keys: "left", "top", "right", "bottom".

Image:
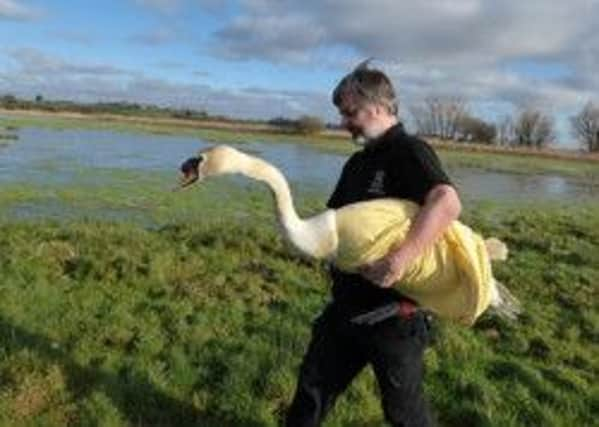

{"left": 1, "top": 126, "right": 597, "bottom": 204}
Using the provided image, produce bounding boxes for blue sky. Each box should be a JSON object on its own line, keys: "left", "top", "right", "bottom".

{"left": 2, "top": 0, "right": 598, "bottom": 147}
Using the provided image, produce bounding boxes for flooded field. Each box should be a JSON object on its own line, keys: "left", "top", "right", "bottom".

{"left": 1, "top": 126, "right": 597, "bottom": 208}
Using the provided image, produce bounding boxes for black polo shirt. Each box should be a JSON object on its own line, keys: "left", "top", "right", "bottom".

{"left": 327, "top": 123, "right": 453, "bottom": 313}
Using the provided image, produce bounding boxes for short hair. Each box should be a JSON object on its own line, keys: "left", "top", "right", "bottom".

{"left": 332, "top": 59, "right": 398, "bottom": 115}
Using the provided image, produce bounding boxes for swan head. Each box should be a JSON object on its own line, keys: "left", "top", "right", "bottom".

{"left": 179, "top": 145, "right": 246, "bottom": 188}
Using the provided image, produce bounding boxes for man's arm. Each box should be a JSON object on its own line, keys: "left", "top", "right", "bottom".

{"left": 359, "top": 183, "right": 462, "bottom": 288}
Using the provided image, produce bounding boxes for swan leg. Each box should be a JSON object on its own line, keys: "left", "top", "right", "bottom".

{"left": 489, "top": 279, "right": 521, "bottom": 320}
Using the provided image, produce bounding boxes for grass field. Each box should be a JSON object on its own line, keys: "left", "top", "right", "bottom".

{"left": 0, "top": 174, "right": 597, "bottom": 426}
{"left": 0, "top": 112, "right": 598, "bottom": 426}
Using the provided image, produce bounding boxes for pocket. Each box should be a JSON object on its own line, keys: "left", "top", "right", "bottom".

{"left": 409, "top": 312, "right": 431, "bottom": 347}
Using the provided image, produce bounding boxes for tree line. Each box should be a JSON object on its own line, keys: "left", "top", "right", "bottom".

{"left": 2, "top": 93, "right": 598, "bottom": 151}
{"left": 0, "top": 94, "right": 326, "bottom": 135}
{"left": 0, "top": 94, "right": 265, "bottom": 124}
{"left": 409, "top": 95, "right": 599, "bottom": 152}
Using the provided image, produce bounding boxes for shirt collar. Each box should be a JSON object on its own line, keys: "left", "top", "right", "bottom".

{"left": 362, "top": 122, "right": 404, "bottom": 153}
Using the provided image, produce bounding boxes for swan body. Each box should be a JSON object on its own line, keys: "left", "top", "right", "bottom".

{"left": 181, "top": 145, "right": 518, "bottom": 325}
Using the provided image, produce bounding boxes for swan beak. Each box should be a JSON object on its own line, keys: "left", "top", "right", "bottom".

{"left": 177, "top": 156, "right": 203, "bottom": 189}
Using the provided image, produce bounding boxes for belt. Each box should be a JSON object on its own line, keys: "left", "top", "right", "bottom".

{"left": 350, "top": 298, "right": 418, "bottom": 325}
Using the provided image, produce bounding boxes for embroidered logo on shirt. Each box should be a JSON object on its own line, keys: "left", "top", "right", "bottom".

{"left": 367, "top": 170, "right": 386, "bottom": 195}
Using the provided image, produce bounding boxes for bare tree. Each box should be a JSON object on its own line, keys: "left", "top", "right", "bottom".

{"left": 409, "top": 104, "right": 434, "bottom": 136}
{"left": 496, "top": 115, "right": 516, "bottom": 146}
{"left": 570, "top": 101, "right": 599, "bottom": 152}
{"left": 410, "top": 95, "right": 468, "bottom": 140}
{"left": 514, "top": 108, "right": 555, "bottom": 148}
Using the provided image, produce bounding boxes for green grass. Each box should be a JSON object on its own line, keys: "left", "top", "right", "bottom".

{"left": 0, "top": 178, "right": 597, "bottom": 426}
{"left": 438, "top": 149, "right": 599, "bottom": 183}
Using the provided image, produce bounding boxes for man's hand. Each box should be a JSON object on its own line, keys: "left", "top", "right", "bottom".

{"left": 360, "top": 184, "right": 461, "bottom": 288}
{"left": 359, "top": 251, "right": 409, "bottom": 288}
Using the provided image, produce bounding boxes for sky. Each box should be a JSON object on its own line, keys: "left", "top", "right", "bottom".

{"left": 1, "top": 0, "right": 598, "bottom": 148}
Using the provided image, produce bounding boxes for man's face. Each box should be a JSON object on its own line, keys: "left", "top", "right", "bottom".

{"left": 338, "top": 97, "right": 380, "bottom": 145}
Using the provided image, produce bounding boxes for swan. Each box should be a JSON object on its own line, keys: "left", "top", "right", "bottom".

{"left": 178, "top": 145, "right": 519, "bottom": 326}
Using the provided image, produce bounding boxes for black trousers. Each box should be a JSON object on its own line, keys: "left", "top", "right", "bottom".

{"left": 286, "top": 303, "right": 433, "bottom": 427}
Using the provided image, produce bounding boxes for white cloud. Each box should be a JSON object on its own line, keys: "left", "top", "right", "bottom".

{"left": 6, "top": 48, "right": 133, "bottom": 77}
{"left": 0, "top": 48, "right": 332, "bottom": 121}
{"left": 129, "top": 28, "right": 179, "bottom": 46}
{"left": 133, "top": 0, "right": 181, "bottom": 14}
{"left": 195, "top": 0, "right": 231, "bottom": 14}
{"left": 153, "top": 60, "right": 187, "bottom": 69}
{"left": 0, "top": 0, "right": 39, "bottom": 20}
{"left": 214, "top": 14, "right": 326, "bottom": 63}
{"left": 133, "top": 0, "right": 230, "bottom": 14}
{"left": 46, "top": 30, "right": 95, "bottom": 46}
{"left": 211, "top": 0, "right": 597, "bottom": 67}
{"left": 206, "top": 0, "right": 599, "bottom": 139}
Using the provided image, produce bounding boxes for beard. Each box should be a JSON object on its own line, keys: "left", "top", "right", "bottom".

{"left": 352, "top": 134, "right": 368, "bottom": 146}
{"left": 349, "top": 124, "right": 384, "bottom": 146}
{"left": 348, "top": 126, "right": 366, "bottom": 146}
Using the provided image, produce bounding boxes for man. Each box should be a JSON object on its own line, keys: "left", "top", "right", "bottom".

{"left": 285, "top": 61, "right": 462, "bottom": 427}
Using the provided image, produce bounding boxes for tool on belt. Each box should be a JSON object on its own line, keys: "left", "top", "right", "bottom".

{"left": 350, "top": 298, "right": 418, "bottom": 325}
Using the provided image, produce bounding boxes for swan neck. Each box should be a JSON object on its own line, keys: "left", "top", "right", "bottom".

{"left": 241, "top": 155, "right": 301, "bottom": 228}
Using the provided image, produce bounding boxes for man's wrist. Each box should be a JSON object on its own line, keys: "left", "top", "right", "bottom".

{"left": 389, "top": 242, "right": 421, "bottom": 270}
{"left": 388, "top": 244, "right": 411, "bottom": 264}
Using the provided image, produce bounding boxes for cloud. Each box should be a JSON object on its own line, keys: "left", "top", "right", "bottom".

{"left": 133, "top": 0, "right": 181, "bottom": 14}
{"left": 46, "top": 30, "right": 95, "bottom": 46}
{"left": 3, "top": 1, "right": 599, "bottom": 146}
{"left": 128, "top": 28, "right": 179, "bottom": 46}
{"left": 192, "top": 70, "right": 210, "bottom": 77}
{"left": 133, "top": 0, "right": 230, "bottom": 15}
{"left": 205, "top": 0, "right": 599, "bottom": 132}
{"left": 0, "top": 48, "right": 332, "bottom": 121}
{"left": 153, "top": 60, "right": 186, "bottom": 69}
{"left": 213, "top": 14, "right": 326, "bottom": 63}
{"left": 6, "top": 48, "right": 134, "bottom": 77}
{"left": 196, "top": 0, "right": 231, "bottom": 15}
{"left": 0, "top": 0, "right": 39, "bottom": 20}
{"left": 210, "top": 1, "right": 598, "bottom": 67}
